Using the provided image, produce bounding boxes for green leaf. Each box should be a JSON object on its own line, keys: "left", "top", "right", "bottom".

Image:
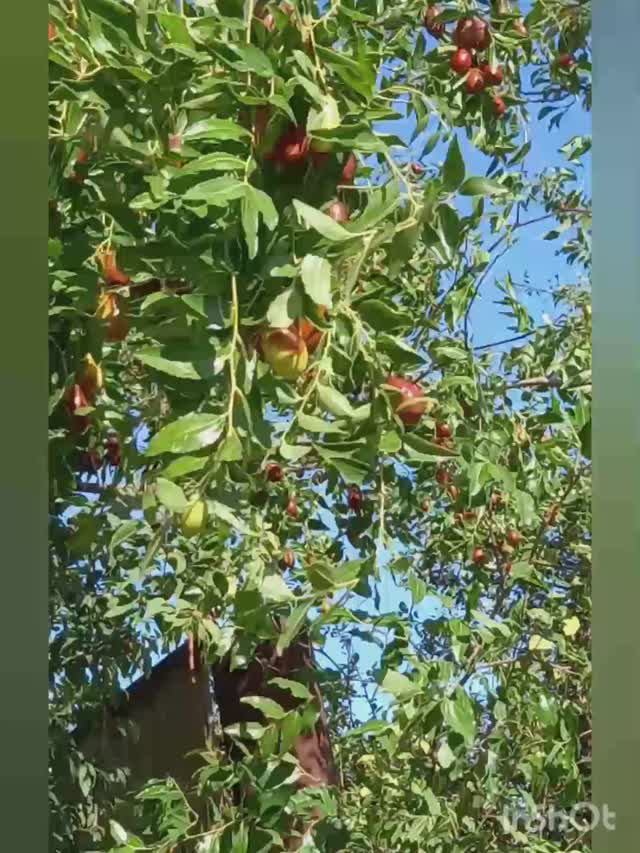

{"left": 109, "top": 520, "right": 141, "bottom": 560}
{"left": 161, "top": 455, "right": 207, "bottom": 480}
{"left": 279, "top": 440, "right": 312, "bottom": 462}
{"left": 146, "top": 414, "right": 222, "bottom": 456}
{"left": 442, "top": 691, "right": 476, "bottom": 745}
{"left": 183, "top": 176, "right": 245, "bottom": 205}
{"left": 293, "top": 199, "right": 355, "bottom": 242}
{"left": 135, "top": 347, "right": 214, "bottom": 380}
{"left": 276, "top": 602, "right": 312, "bottom": 655}
{"left": 529, "top": 634, "right": 555, "bottom": 652}
{"left": 563, "top": 616, "right": 580, "bottom": 637}
{"left": 300, "top": 255, "right": 332, "bottom": 307}
{"left": 261, "top": 574, "right": 294, "bottom": 602}
{"left": 358, "top": 299, "right": 411, "bottom": 331}
{"left": 380, "top": 670, "right": 419, "bottom": 699}
{"left": 241, "top": 185, "right": 279, "bottom": 259}
{"left": 459, "top": 177, "right": 509, "bottom": 196}
{"left": 436, "top": 740, "right": 455, "bottom": 769}
{"left": 241, "top": 189, "right": 259, "bottom": 260}
{"left": 315, "top": 448, "right": 369, "bottom": 483}
{"left": 228, "top": 43, "right": 274, "bottom": 77}
{"left": 306, "top": 559, "right": 361, "bottom": 592}
{"left": 268, "top": 677, "right": 312, "bottom": 702}
{"left": 183, "top": 118, "right": 249, "bottom": 142}
{"left": 266, "top": 285, "right": 304, "bottom": 328}
{"left": 380, "top": 430, "right": 402, "bottom": 453}
{"left": 404, "top": 434, "right": 459, "bottom": 459}
{"left": 210, "top": 500, "right": 250, "bottom": 534}
{"left": 317, "top": 385, "right": 355, "bottom": 419}
{"left": 176, "top": 152, "right": 246, "bottom": 175}
{"left": 110, "top": 820, "right": 128, "bottom": 846}
{"left": 299, "top": 412, "right": 345, "bottom": 434}
{"left": 579, "top": 419, "right": 591, "bottom": 459}
{"left": 509, "top": 561, "right": 533, "bottom": 582}
{"left": 216, "top": 429, "right": 244, "bottom": 462}
{"left": 157, "top": 12, "right": 194, "bottom": 48}
{"left": 306, "top": 93, "right": 340, "bottom": 133}
{"left": 515, "top": 490, "right": 536, "bottom": 526}
{"left": 314, "top": 45, "right": 376, "bottom": 99}
{"left": 155, "top": 478, "right": 188, "bottom": 513}
{"left": 241, "top": 696, "right": 287, "bottom": 720}
{"left": 442, "top": 136, "right": 465, "bottom": 191}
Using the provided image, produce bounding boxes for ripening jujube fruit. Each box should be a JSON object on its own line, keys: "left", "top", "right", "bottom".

{"left": 479, "top": 63, "right": 503, "bottom": 86}
{"left": 386, "top": 376, "right": 427, "bottom": 426}
{"left": 286, "top": 497, "right": 300, "bottom": 519}
{"left": 466, "top": 68, "right": 486, "bottom": 94}
{"left": 99, "top": 248, "right": 131, "bottom": 287}
{"left": 327, "top": 200, "right": 350, "bottom": 223}
{"left": 557, "top": 53, "right": 576, "bottom": 69}
{"left": 436, "top": 467, "right": 451, "bottom": 486}
{"left": 506, "top": 529, "right": 523, "bottom": 547}
{"left": 341, "top": 153, "right": 358, "bottom": 184}
{"left": 260, "top": 328, "right": 309, "bottom": 380}
{"left": 451, "top": 48, "right": 473, "bottom": 75}
{"left": 348, "top": 486, "right": 363, "bottom": 513}
{"left": 493, "top": 96, "right": 507, "bottom": 117}
{"left": 472, "top": 547, "right": 487, "bottom": 566}
{"left": 265, "top": 462, "right": 284, "bottom": 482}
{"left": 454, "top": 17, "right": 491, "bottom": 51}
{"left": 282, "top": 549, "right": 296, "bottom": 569}
{"left": 423, "top": 5, "right": 445, "bottom": 39}
{"left": 104, "top": 435, "right": 122, "bottom": 467}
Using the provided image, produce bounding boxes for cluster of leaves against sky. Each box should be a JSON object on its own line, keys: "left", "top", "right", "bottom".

{"left": 48, "top": 1, "right": 591, "bottom": 851}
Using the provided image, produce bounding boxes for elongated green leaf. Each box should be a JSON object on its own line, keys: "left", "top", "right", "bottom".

{"left": 301, "top": 255, "right": 332, "bottom": 307}
{"left": 135, "top": 347, "right": 214, "bottom": 380}
{"left": 228, "top": 43, "right": 274, "bottom": 77}
{"left": 293, "top": 199, "right": 355, "bottom": 242}
{"left": 267, "top": 677, "right": 312, "bottom": 702}
{"left": 241, "top": 695, "right": 287, "bottom": 719}
{"left": 146, "top": 414, "right": 222, "bottom": 456}
{"left": 109, "top": 520, "right": 141, "bottom": 560}
{"left": 176, "top": 152, "right": 246, "bottom": 175}
{"left": 459, "top": 177, "right": 509, "bottom": 196}
{"left": 317, "top": 385, "right": 354, "bottom": 418}
{"left": 381, "top": 670, "right": 419, "bottom": 699}
{"left": 155, "top": 477, "right": 188, "bottom": 513}
{"left": 266, "top": 285, "right": 304, "bottom": 328}
{"left": 358, "top": 299, "right": 411, "bottom": 331}
{"left": 183, "top": 176, "right": 245, "bottom": 205}
{"left": 161, "top": 455, "right": 207, "bottom": 480}
{"left": 183, "top": 118, "right": 249, "bottom": 141}
{"left": 442, "top": 136, "right": 465, "bottom": 191}
{"left": 210, "top": 500, "right": 250, "bottom": 534}
{"left": 276, "top": 601, "right": 312, "bottom": 655}
{"left": 442, "top": 691, "right": 476, "bottom": 745}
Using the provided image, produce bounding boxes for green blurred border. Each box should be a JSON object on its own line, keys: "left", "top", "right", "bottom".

{"left": 0, "top": 3, "right": 47, "bottom": 850}
{"left": 592, "top": 3, "right": 640, "bottom": 852}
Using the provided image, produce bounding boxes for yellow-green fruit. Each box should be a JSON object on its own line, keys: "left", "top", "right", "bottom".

{"left": 180, "top": 500, "right": 208, "bottom": 538}
{"left": 261, "top": 328, "right": 308, "bottom": 381}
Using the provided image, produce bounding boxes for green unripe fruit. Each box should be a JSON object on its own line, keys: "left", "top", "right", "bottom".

{"left": 181, "top": 500, "right": 208, "bottom": 538}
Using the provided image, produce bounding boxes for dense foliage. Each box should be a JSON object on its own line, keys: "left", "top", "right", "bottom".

{"left": 49, "top": 0, "right": 592, "bottom": 851}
